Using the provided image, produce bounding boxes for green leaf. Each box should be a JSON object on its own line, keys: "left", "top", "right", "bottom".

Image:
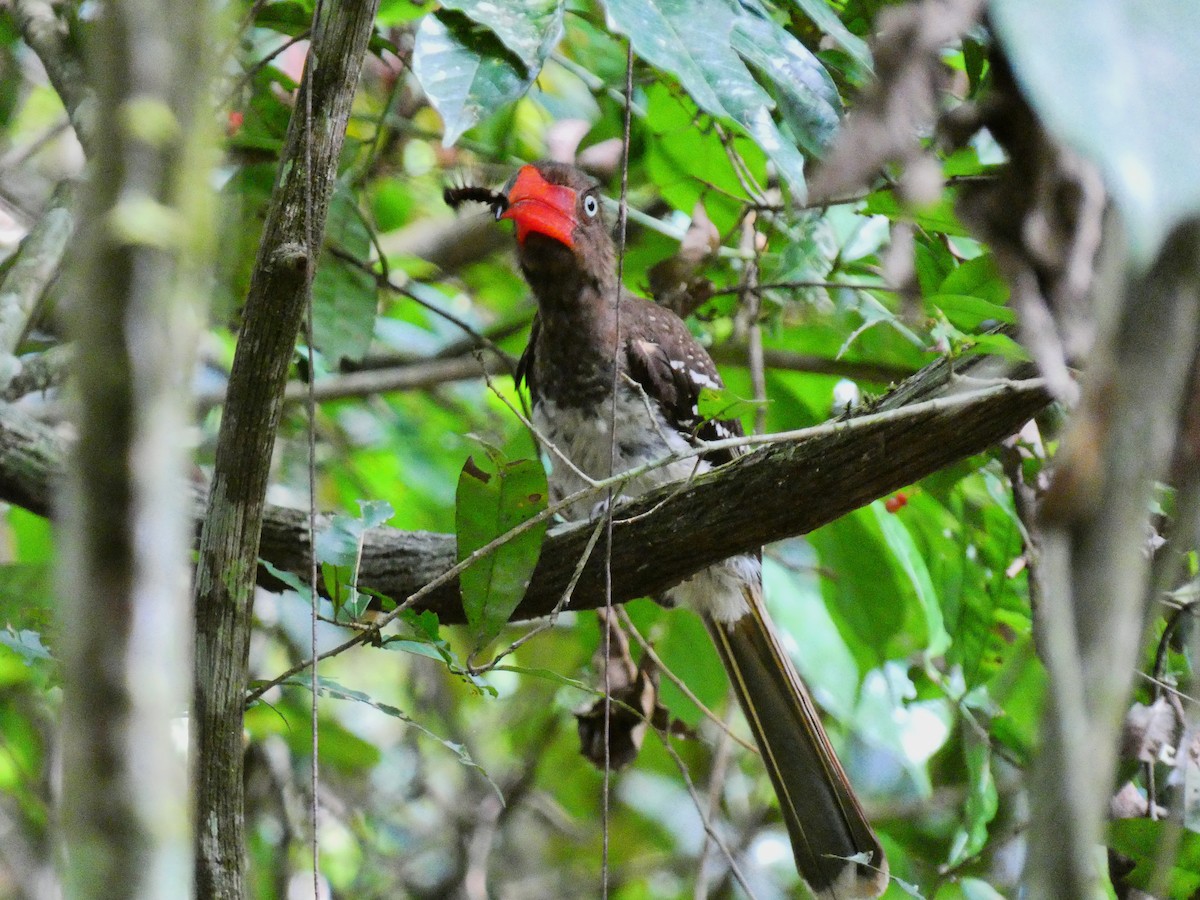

{"left": 872, "top": 501, "right": 950, "bottom": 660}
{"left": 938, "top": 254, "right": 1009, "bottom": 304}
{"left": 312, "top": 188, "right": 377, "bottom": 364}
{"left": 966, "top": 332, "right": 1031, "bottom": 364}
{"left": 412, "top": 10, "right": 547, "bottom": 146}
{"left": 926, "top": 294, "right": 1016, "bottom": 331}
{"left": 947, "top": 733, "right": 998, "bottom": 865}
{"left": 863, "top": 189, "right": 971, "bottom": 237}
{"left": 695, "top": 385, "right": 764, "bottom": 424}
{"left": 991, "top": 0, "right": 1200, "bottom": 266}
{"left": 809, "top": 506, "right": 932, "bottom": 670}
{"left": 341, "top": 584, "right": 371, "bottom": 620}
{"left": 377, "top": 0, "right": 435, "bottom": 25}
{"left": 0, "top": 563, "right": 54, "bottom": 638}
{"left": 315, "top": 501, "right": 394, "bottom": 619}
{"left": 644, "top": 84, "right": 768, "bottom": 233}
{"left": 358, "top": 499, "right": 395, "bottom": 529}
{"left": 987, "top": 638, "right": 1044, "bottom": 764}
{"left": 0, "top": 628, "right": 52, "bottom": 666}
{"left": 1109, "top": 818, "right": 1200, "bottom": 896}
{"left": 440, "top": 0, "right": 564, "bottom": 76}
{"left": 253, "top": 1, "right": 311, "bottom": 36}
{"left": 728, "top": 15, "right": 842, "bottom": 158}
{"left": 604, "top": 0, "right": 814, "bottom": 194}
{"left": 786, "top": 0, "right": 873, "bottom": 80}
{"left": 259, "top": 558, "right": 311, "bottom": 599}
{"left": 315, "top": 518, "right": 360, "bottom": 568}
{"left": 455, "top": 452, "right": 548, "bottom": 647}
{"left": 254, "top": 0, "right": 397, "bottom": 56}
{"left": 401, "top": 608, "right": 442, "bottom": 642}
{"left": 382, "top": 638, "right": 450, "bottom": 663}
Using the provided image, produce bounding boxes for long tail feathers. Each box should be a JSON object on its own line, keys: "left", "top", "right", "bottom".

{"left": 705, "top": 586, "right": 888, "bottom": 899}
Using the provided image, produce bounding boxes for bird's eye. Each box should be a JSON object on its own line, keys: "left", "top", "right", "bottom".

{"left": 582, "top": 194, "right": 599, "bottom": 218}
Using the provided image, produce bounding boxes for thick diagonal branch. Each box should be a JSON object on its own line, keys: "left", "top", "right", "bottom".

{"left": 0, "top": 364, "right": 1051, "bottom": 627}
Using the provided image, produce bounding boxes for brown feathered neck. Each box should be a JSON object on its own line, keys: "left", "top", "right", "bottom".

{"left": 503, "top": 162, "right": 625, "bottom": 406}
{"left": 502, "top": 162, "right": 617, "bottom": 313}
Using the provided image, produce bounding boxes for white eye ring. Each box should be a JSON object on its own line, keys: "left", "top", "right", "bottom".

{"left": 582, "top": 194, "right": 599, "bottom": 218}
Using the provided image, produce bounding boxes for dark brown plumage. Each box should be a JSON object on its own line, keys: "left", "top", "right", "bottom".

{"left": 502, "top": 161, "right": 887, "bottom": 899}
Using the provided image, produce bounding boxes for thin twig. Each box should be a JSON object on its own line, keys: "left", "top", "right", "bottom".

{"left": 709, "top": 279, "right": 898, "bottom": 297}
{"left": 483, "top": 365, "right": 600, "bottom": 490}
{"left": 600, "top": 41, "right": 636, "bottom": 898}
{"left": 301, "top": 1, "right": 325, "bottom": 892}
{"left": 615, "top": 608, "right": 755, "bottom": 755}
{"left": 468, "top": 516, "right": 608, "bottom": 675}
{"left": 222, "top": 31, "right": 312, "bottom": 110}
{"left": 327, "top": 246, "right": 517, "bottom": 375}
{"left": 651, "top": 722, "right": 760, "bottom": 899}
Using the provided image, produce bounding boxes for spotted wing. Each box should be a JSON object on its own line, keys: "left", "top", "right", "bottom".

{"left": 622, "top": 300, "right": 742, "bottom": 468}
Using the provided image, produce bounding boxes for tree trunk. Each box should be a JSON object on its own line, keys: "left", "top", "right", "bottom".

{"left": 191, "top": 3, "right": 383, "bottom": 896}
{"left": 57, "top": 0, "right": 213, "bottom": 895}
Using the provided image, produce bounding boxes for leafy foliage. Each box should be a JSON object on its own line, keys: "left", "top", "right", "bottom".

{"left": 2, "top": 0, "right": 1199, "bottom": 897}
{"left": 455, "top": 448, "right": 548, "bottom": 648}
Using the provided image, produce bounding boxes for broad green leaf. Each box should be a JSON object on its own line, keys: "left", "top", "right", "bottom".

{"left": 786, "top": 0, "right": 873, "bottom": 79}
{"left": 729, "top": 14, "right": 842, "bottom": 158}
{"left": 966, "top": 332, "right": 1031, "bottom": 364}
{"left": 358, "top": 499, "right": 395, "bottom": 529}
{"left": 1109, "top": 818, "right": 1200, "bottom": 896}
{"left": 312, "top": 188, "right": 377, "bottom": 364}
{"left": 413, "top": 10, "right": 544, "bottom": 146}
{"left": 316, "top": 501, "right": 394, "bottom": 618}
{"left": 254, "top": 1, "right": 397, "bottom": 56}
{"left": 809, "top": 506, "right": 931, "bottom": 670}
{"left": 627, "top": 598, "right": 727, "bottom": 724}
{"left": 987, "top": 638, "right": 1044, "bottom": 764}
{"left": 382, "top": 638, "right": 449, "bottom": 663}
{"left": 315, "top": 500, "right": 394, "bottom": 568}
{"left": 380, "top": 612, "right": 498, "bottom": 695}
{"left": 947, "top": 733, "right": 998, "bottom": 865}
{"left": 863, "top": 189, "right": 971, "bottom": 238}
{"left": 764, "top": 546, "right": 861, "bottom": 721}
{"left": 0, "top": 563, "right": 54, "bottom": 639}
{"left": 341, "top": 584, "right": 371, "bottom": 620}
{"left": 455, "top": 452, "right": 548, "bottom": 647}
{"left": 938, "top": 254, "right": 1009, "bottom": 305}
{"left": 401, "top": 608, "right": 442, "bottom": 642}
{"left": 871, "top": 500, "right": 950, "bottom": 660}
{"left": 253, "top": 1, "right": 311, "bottom": 36}
{"left": 315, "top": 518, "right": 360, "bottom": 568}
{"left": 604, "top": 0, "right": 813, "bottom": 194}
{"left": 440, "top": 0, "right": 564, "bottom": 76}
{"left": 991, "top": 0, "right": 1200, "bottom": 266}
{"left": 926, "top": 294, "right": 1016, "bottom": 331}
{"left": 644, "top": 84, "right": 768, "bottom": 233}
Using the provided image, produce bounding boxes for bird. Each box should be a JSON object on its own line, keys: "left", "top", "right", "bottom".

{"left": 496, "top": 160, "right": 888, "bottom": 899}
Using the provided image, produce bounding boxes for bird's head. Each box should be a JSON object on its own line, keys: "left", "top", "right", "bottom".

{"left": 500, "top": 162, "right": 615, "bottom": 289}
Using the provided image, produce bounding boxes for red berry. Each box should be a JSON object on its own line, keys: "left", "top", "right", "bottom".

{"left": 885, "top": 492, "right": 908, "bottom": 513}
{"left": 226, "top": 110, "right": 244, "bottom": 137}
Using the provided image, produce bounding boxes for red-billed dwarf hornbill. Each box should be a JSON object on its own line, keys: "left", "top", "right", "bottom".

{"left": 498, "top": 161, "right": 887, "bottom": 899}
